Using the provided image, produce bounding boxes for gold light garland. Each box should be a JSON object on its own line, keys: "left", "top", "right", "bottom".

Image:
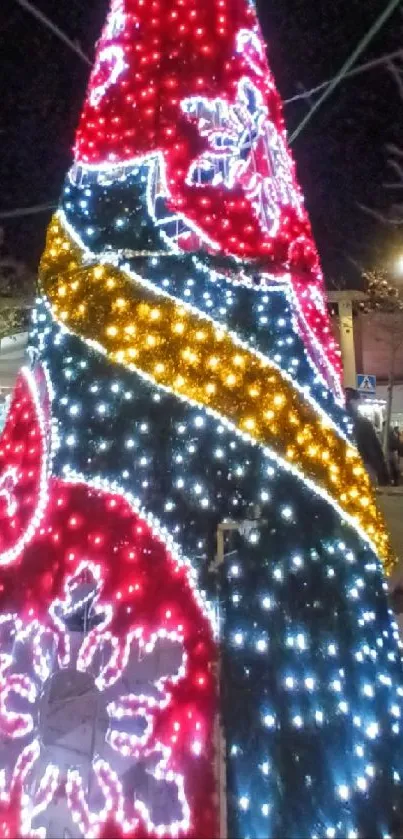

{"left": 40, "top": 214, "right": 391, "bottom": 567}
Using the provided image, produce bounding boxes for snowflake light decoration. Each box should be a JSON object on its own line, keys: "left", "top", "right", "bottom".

{"left": 0, "top": 562, "right": 191, "bottom": 838}
{"left": 181, "top": 76, "right": 303, "bottom": 237}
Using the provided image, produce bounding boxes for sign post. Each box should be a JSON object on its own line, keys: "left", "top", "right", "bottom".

{"left": 357, "top": 374, "right": 376, "bottom": 395}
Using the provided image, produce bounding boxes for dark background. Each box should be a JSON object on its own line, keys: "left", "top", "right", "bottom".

{"left": 0, "top": 0, "right": 402, "bottom": 285}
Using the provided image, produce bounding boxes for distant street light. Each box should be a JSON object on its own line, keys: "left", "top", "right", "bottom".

{"left": 395, "top": 254, "right": 403, "bottom": 277}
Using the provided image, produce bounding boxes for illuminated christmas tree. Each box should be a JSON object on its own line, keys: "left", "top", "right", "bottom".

{"left": 0, "top": 0, "right": 402, "bottom": 837}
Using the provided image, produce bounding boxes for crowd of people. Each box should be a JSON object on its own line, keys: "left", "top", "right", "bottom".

{"left": 345, "top": 388, "right": 403, "bottom": 487}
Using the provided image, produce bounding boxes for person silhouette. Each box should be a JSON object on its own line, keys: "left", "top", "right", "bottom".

{"left": 345, "top": 387, "right": 389, "bottom": 485}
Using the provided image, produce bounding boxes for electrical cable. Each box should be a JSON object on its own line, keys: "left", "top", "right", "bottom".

{"left": 14, "top": 0, "right": 92, "bottom": 65}
{"left": 289, "top": 0, "right": 402, "bottom": 143}
{"left": 285, "top": 48, "right": 403, "bottom": 104}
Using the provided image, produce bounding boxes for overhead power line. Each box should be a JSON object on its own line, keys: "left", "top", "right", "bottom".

{"left": 285, "top": 48, "right": 403, "bottom": 104}
{"left": 14, "top": 0, "right": 92, "bottom": 65}
{"left": 0, "top": 203, "right": 56, "bottom": 220}
{"left": 289, "top": 0, "right": 403, "bottom": 143}
{"left": 2, "top": 3, "right": 402, "bottom": 220}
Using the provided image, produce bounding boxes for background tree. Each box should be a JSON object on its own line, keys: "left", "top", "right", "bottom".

{"left": 361, "top": 268, "right": 403, "bottom": 451}
{"left": 0, "top": 227, "right": 33, "bottom": 340}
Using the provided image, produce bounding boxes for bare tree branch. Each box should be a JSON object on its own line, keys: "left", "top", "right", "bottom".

{"left": 359, "top": 59, "right": 403, "bottom": 227}
{"left": 386, "top": 143, "right": 403, "bottom": 159}
{"left": 357, "top": 204, "right": 393, "bottom": 225}
{"left": 388, "top": 59, "right": 403, "bottom": 100}
{"left": 387, "top": 161, "right": 403, "bottom": 183}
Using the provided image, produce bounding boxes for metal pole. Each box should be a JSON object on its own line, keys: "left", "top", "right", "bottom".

{"left": 212, "top": 517, "right": 266, "bottom": 837}
{"left": 383, "top": 343, "right": 396, "bottom": 457}
{"left": 215, "top": 523, "right": 228, "bottom": 839}
{"left": 338, "top": 299, "right": 356, "bottom": 388}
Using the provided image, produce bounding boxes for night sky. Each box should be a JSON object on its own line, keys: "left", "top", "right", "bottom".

{"left": 0, "top": 0, "right": 402, "bottom": 285}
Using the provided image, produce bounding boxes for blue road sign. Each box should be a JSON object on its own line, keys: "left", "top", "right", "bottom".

{"left": 357, "top": 374, "right": 376, "bottom": 395}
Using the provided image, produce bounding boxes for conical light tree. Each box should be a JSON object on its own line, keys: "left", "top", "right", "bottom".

{"left": 0, "top": 1, "right": 401, "bottom": 838}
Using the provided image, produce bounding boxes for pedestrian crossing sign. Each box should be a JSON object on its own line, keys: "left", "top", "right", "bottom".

{"left": 357, "top": 374, "right": 376, "bottom": 395}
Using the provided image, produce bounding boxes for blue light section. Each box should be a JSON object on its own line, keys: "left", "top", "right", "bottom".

{"left": 60, "top": 173, "right": 351, "bottom": 439}
{"left": 29, "top": 298, "right": 403, "bottom": 838}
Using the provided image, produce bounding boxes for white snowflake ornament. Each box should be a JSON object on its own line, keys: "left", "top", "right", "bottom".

{"left": 0, "top": 562, "right": 190, "bottom": 838}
